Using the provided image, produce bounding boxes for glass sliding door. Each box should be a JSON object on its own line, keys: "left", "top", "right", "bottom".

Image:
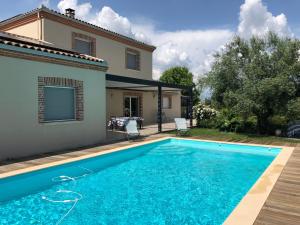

{"left": 124, "top": 96, "right": 139, "bottom": 117}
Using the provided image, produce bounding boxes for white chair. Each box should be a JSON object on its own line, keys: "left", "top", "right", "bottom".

{"left": 174, "top": 118, "right": 190, "bottom": 136}
{"left": 125, "top": 120, "right": 140, "bottom": 140}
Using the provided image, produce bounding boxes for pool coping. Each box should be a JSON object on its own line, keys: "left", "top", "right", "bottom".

{"left": 0, "top": 136, "right": 295, "bottom": 225}
{"left": 224, "top": 145, "right": 294, "bottom": 225}
{"left": 0, "top": 137, "right": 172, "bottom": 179}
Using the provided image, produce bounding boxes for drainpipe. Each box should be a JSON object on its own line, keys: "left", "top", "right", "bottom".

{"left": 38, "top": 12, "right": 43, "bottom": 41}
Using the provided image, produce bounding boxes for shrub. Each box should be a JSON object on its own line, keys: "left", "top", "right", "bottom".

{"left": 236, "top": 116, "right": 257, "bottom": 134}
{"left": 193, "top": 103, "right": 217, "bottom": 127}
{"left": 215, "top": 109, "right": 257, "bottom": 133}
{"left": 215, "top": 109, "right": 240, "bottom": 132}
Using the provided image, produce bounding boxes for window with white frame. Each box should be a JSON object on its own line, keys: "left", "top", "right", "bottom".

{"left": 162, "top": 95, "right": 172, "bottom": 109}
{"left": 44, "top": 86, "right": 76, "bottom": 122}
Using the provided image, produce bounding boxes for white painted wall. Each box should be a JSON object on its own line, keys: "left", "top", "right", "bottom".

{"left": 0, "top": 55, "right": 106, "bottom": 160}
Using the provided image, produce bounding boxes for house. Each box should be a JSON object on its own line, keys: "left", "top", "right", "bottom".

{"left": 0, "top": 6, "right": 192, "bottom": 160}
{"left": 0, "top": 6, "right": 185, "bottom": 125}
{"left": 0, "top": 31, "right": 108, "bottom": 160}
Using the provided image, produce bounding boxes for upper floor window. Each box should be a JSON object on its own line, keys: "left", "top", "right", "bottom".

{"left": 72, "top": 32, "right": 96, "bottom": 56}
{"left": 126, "top": 48, "right": 140, "bottom": 70}
{"left": 74, "top": 38, "right": 92, "bottom": 55}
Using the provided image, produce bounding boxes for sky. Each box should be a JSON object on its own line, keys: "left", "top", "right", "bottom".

{"left": 1, "top": 0, "right": 299, "bottom": 79}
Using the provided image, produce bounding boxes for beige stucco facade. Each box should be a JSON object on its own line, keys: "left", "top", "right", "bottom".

{"left": 6, "top": 20, "right": 41, "bottom": 40}
{"left": 0, "top": 55, "right": 107, "bottom": 160}
{"left": 41, "top": 19, "right": 153, "bottom": 80}
{"left": 4, "top": 17, "right": 153, "bottom": 79}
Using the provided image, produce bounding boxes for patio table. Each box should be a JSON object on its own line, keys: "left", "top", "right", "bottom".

{"left": 108, "top": 117, "right": 144, "bottom": 130}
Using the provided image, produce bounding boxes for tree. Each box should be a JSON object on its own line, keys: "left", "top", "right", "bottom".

{"left": 207, "top": 33, "right": 300, "bottom": 134}
{"left": 160, "top": 66, "right": 200, "bottom": 104}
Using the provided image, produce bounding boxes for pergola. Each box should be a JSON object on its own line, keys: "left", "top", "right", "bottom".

{"left": 106, "top": 73, "right": 193, "bottom": 132}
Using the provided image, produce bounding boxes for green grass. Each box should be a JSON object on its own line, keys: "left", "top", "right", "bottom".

{"left": 168, "top": 128, "right": 300, "bottom": 146}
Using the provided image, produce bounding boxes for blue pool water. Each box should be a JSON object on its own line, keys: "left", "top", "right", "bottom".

{"left": 0, "top": 139, "right": 280, "bottom": 225}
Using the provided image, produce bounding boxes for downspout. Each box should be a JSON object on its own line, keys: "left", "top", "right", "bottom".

{"left": 38, "top": 12, "right": 43, "bottom": 41}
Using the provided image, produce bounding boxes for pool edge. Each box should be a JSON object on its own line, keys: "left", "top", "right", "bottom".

{"left": 223, "top": 145, "right": 294, "bottom": 225}
{"left": 0, "top": 137, "right": 171, "bottom": 179}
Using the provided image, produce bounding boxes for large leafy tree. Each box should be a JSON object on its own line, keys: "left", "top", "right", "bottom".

{"left": 160, "top": 66, "right": 200, "bottom": 104}
{"left": 207, "top": 33, "right": 300, "bottom": 133}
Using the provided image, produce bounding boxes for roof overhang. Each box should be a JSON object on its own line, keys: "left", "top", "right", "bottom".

{"left": 0, "top": 34, "right": 108, "bottom": 71}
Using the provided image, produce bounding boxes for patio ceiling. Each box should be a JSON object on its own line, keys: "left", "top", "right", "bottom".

{"left": 106, "top": 80, "right": 182, "bottom": 92}
{"left": 106, "top": 74, "right": 191, "bottom": 91}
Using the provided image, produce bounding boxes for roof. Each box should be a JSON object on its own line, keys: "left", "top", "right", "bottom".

{"left": 0, "top": 6, "right": 156, "bottom": 52}
{"left": 0, "top": 31, "right": 108, "bottom": 70}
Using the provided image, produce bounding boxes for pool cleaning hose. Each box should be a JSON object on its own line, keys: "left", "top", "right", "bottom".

{"left": 42, "top": 190, "right": 82, "bottom": 225}
{"left": 42, "top": 166, "right": 93, "bottom": 225}
{"left": 52, "top": 166, "right": 94, "bottom": 184}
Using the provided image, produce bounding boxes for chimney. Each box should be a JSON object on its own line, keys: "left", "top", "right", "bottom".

{"left": 65, "top": 8, "right": 75, "bottom": 19}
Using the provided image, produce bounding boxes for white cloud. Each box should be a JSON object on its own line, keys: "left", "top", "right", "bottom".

{"left": 238, "top": 0, "right": 292, "bottom": 38}
{"left": 57, "top": 0, "right": 92, "bottom": 19}
{"left": 55, "top": 0, "right": 293, "bottom": 79}
{"left": 90, "top": 6, "right": 135, "bottom": 39}
{"left": 150, "top": 30, "right": 232, "bottom": 79}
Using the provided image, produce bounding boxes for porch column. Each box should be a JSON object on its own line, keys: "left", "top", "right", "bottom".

{"left": 189, "top": 87, "right": 193, "bottom": 128}
{"left": 158, "top": 85, "right": 162, "bottom": 132}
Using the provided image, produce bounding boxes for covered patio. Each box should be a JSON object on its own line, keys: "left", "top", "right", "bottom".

{"left": 106, "top": 74, "right": 193, "bottom": 139}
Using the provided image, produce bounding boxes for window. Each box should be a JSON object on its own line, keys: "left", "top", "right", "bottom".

{"left": 72, "top": 32, "right": 96, "bottom": 56}
{"left": 38, "top": 77, "right": 84, "bottom": 123}
{"left": 44, "top": 87, "right": 76, "bottom": 122}
{"left": 126, "top": 48, "right": 140, "bottom": 70}
{"left": 74, "top": 38, "right": 92, "bottom": 55}
{"left": 162, "top": 96, "right": 172, "bottom": 109}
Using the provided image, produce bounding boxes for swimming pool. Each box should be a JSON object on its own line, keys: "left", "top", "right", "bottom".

{"left": 0, "top": 138, "right": 281, "bottom": 225}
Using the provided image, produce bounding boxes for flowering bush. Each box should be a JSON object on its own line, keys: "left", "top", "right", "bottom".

{"left": 193, "top": 103, "right": 217, "bottom": 127}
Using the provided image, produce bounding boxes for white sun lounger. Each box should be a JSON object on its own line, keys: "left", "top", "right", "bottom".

{"left": 174, "top": 118, "right": 190, "bottom": 136}
{"left": 125, "top": 120, "right": 140, "bottom": 140}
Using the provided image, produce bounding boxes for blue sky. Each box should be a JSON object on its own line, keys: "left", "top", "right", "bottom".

{"left": 1, "top": 0, "right": 299, "bottom": 78}
{"left": 2, "top": 0, "right": 300, "bottom": 32}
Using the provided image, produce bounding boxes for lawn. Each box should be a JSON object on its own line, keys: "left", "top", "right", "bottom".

{"left": 168, "top": 128, "right": 300, "bottom": 147}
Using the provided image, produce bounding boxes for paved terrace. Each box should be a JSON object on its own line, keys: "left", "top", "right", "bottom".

{"left": 0, "top": 127, "right": 299, "bottom": 225}
{"left": 0, "top": 122, "right": 178, "bottom": 173}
